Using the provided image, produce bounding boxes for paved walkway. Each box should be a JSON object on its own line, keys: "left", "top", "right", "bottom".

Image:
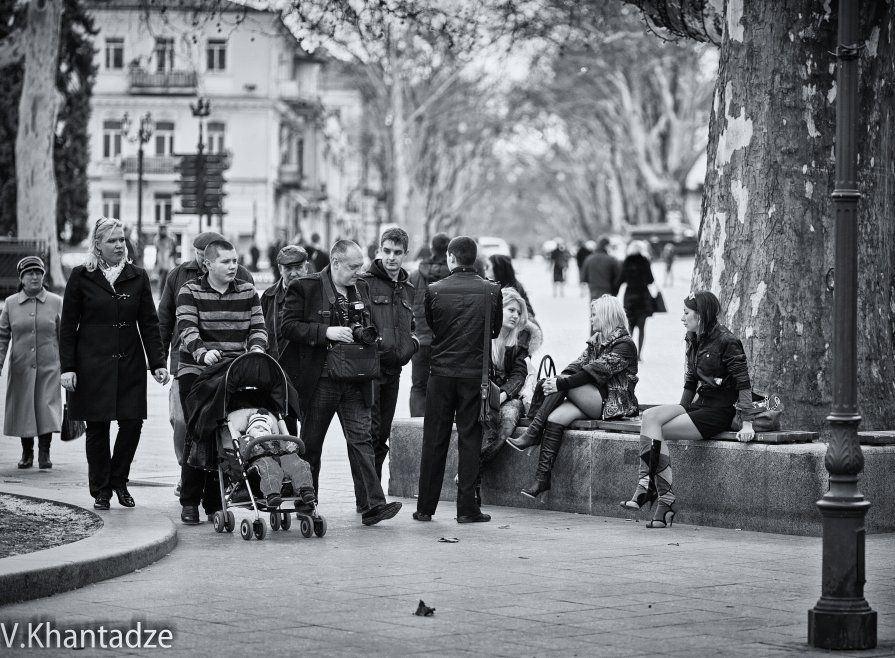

{"left": 0, "top": 257, "right": 893, "bottom": 656}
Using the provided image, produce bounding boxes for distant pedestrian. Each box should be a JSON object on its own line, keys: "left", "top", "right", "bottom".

{"left": 549, "top": 241, "right": 569, "bottom": 297}
{"left": 280, "top": 240, "right": 403, "bottom": 526}
{"left": 407, "top": 232, "right": 452, "bottom": 417}
{"left": 618, "top": 241, "right": 655, "bottom": 361}
{"left": 158, "top": 231, "right": 253, "bottom": 495}
{"left": 575, "top": 240, "right": 593, "bottom": 297}
{"left": 360, "top": 227, "right": 419, "bottom": 498}
{"left": 580, "top": 236, "right": 620, "bottom": 300}
{"left": 620, "top": 291, "right": 757, "bottom": 529}
{"left": 249, "top": 243, "right": 260, "bottom": 272}
{"left": 414, "top": 236, "right": 501, "bottom": 524}
{"left": 307, "top": 233, "right": 331, "bottom": 273}
{"left": 662, "top": 243, "right": 676, "bottom": 287}
{"left": 60, "top": 217, "right": 169, "bottom": 511}
{"left": 0, "top": 257, "right": 62, "bottom": 470}
{"left": 507, "top": 295, "right": 639, "bottom": 500}
{"left": 153, "top": 225, "right": 175, "bottom": 291}
{"left": 485, "top": 254, "right": 535, "bottom": 318}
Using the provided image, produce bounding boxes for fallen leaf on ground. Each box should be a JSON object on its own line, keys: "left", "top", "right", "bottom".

{"left": 438, "top": 537, "right": 459, "bottom": 543}
{"left": 414, "top": 600, "right": 436, "bottom": 617}
{"left": 498, "top": 525, "right": 510, "bottom": 529}
{"left": 667, "top": 542, "right": 680, "bottom": 546}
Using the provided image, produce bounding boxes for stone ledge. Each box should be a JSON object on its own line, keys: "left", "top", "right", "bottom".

{"left": 388, "top": 419, "right": 895, "bottom": 536}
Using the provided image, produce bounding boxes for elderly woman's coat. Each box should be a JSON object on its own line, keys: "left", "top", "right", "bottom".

{"left": 0, "top": 290, "right": 63, "bottom": 436}
{"left": 59, "top": 264, "right": 165, "bottom": 421}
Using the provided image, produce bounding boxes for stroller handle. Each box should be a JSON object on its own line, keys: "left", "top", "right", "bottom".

{"left": 242, "top": 434, "right": 306, "bottom": 458}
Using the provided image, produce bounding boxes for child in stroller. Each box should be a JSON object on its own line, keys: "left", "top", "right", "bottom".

{"left": 243, "top": 409, "right": 316, "bottom": 508}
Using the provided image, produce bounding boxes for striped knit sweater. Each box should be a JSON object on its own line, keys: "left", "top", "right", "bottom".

{"left": 175, "top": 274, "right": 267, "bottom": 377}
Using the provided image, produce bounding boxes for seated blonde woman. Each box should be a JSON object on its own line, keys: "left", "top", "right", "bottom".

{"left": 507, "top": 295, "right": 639, "bottom": 499}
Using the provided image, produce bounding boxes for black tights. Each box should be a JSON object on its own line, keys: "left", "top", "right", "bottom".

{"left": 628, "top": 314, "right": 647, "bottom": 357}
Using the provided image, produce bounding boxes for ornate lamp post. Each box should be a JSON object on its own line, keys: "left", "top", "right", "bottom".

{"left": 190, "top": 97, "right": 211, "bottom": 233}
{"left": 808, "top": 0, "right": 876, "bottom": 649}
{"left": 121, "top": 112, "right": 154, "bottom": 264}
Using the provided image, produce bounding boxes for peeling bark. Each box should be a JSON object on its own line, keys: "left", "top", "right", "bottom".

{"left": 15, "top": 0, "right": 64, "bottom": 285}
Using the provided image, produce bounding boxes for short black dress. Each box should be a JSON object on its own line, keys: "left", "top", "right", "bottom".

{"left": 619, "top": 254, "right": 654, "bottom": 321}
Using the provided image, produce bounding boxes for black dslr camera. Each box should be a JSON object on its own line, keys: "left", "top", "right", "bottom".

{"left": 350, "top": 323, "right": 379, "bottom": 345}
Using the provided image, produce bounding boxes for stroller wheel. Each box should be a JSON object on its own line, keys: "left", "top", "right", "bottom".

{"left": 224, "top": 511, "right": 236, "bottom": 533}
{"left": 253, "top": 519, "right": 267, "bottom": 540}
{"left": 314, "top": 516, "right": 327, "bottom": 538}
{"left": 280, "top": 511, "right": 292, "bottom": 531}
{"left": 299, "top": 516, "right": 313, "bottom": 538}
{"left": 240, "top": 519, "right": 252, "bottom": 541}
{"left": 212, "top": 511, "right": 225, "bottom": 533}
{"left": 269, "top": 511, "right": 281, "bottom": 531}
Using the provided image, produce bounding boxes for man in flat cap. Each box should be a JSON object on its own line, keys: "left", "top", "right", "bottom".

{"left": 261, "top": 245, "right": 309, "bottom": 435}
{"left": 157, "top": 231, "right": 254, "bottom": 495}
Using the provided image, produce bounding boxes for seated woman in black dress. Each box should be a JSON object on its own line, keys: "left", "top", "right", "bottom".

{"left": 621, "top": 291, "right": 756, "bottom": 528}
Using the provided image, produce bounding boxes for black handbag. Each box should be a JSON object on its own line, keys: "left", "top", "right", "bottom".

{"left": 526, "top": 355, "right": 557, "bottom": 420}
{"left": 325, "top": 342, "right": 380, "bottom": 383}
{"left": 651, "top": 290, "right": 667, "bottom": 314}
{"left": 731, "top": 392, "right": 784, "bottom": 432}
{"left": 60, "top": 395, "right": 86, "bottom": 442}
{"left": 480, "top": 282, "right": 501, "bottom": 424}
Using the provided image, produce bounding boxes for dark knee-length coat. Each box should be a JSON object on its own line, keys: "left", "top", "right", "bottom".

{"left": 60, "top": 263, "right": 165, "bottom": 421}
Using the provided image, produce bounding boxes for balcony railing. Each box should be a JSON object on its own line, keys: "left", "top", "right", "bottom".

{"left": 128, "top": 68, "right": 197, "bottom": 95}
{"left": 122, "top": 155, "right": 179, "bottom": 176}
{"left": 277, "top": 163, "right": 306, "bottom": 188}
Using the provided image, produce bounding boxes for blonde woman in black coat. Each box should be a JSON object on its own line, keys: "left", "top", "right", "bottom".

{"left": 60, "top": 217, "right": 169, "bottom": 511}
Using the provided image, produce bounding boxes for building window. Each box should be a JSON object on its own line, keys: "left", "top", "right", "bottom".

{"left": 206, "top": 39, "right": 227, "bottom": 71}
{"left": 207, "top": 122, "right": 225, "bottom": 154}
{"left": 105, "top": 37, "right": 124, "bottom": 70}
{"left": 154, "top": 193, "right": 173, "bottom": 225}
{"left": 102, "top": 192, "right": 121, "bottom": 219}
{"left": 102, "top": 120, "right": 122, "bottom": 159}
{"left": 154, "top": 37, "right": 175, "bottom": 73}
{"left": 154, "top": 121, "right": 175, "bottom": 156}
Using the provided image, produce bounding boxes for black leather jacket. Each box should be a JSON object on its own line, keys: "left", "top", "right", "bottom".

{"left": 684, "top": 323, "right": 751, "bottom": 399}
{"left": 362, "top": 259, "right": 419, "bottom": 372}
{"left": 426, "top": 268, "right": 502, "bottom": 379}
{"left": 408, "top": 258, "right": 451, "bottom": 346}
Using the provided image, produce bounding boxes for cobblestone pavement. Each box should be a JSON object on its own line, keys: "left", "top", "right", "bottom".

{"left": 0, "top": 256, "right": 893, "bottom": 656}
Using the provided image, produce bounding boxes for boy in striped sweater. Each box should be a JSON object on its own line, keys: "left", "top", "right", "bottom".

{"left": 175, "top": 239, "right": 267, "bottom": 524}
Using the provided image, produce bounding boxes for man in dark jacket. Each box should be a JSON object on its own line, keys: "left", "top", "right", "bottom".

{"left": 580, "top": 236, "right": 620, "bottom": 300}
{"left": 261, "top": 245, "right": 308, "bottom": 435}
{"left": 414, "top": 236, "right": 501, "bottom": 524}
{"left": 157, "top": 231, "right": 253, "bottom": 491}
{"left": 280, "top": 240, "right": 402, "bottom": 526}
{"left": 407, "top": 232, "right": 451, "bottom": 416}
{"left": 359, "top": 227, "right": 419, "bottom": 495}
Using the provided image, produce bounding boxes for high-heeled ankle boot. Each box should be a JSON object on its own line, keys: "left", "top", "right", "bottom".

{"left": 646, "top": 439, "right": 675, "bottom": 529}
{"left": 521, "top": 422, "right": 565, "bottom": 499}
{"left": 506, "top": 416, "right": 544, "bottom": 452}
{"left": 621, "top": 435, "right": 658, "bottom": 510}
{"left": 18, "top": 437, "right": 34, "bottom": 469}
{"left": 38, "top": 434, "right": 52, "bottom": 469}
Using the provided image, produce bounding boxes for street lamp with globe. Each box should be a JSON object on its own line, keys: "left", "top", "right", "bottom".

{"left": 121, "top": 111, "right": 154, "bottom": 264}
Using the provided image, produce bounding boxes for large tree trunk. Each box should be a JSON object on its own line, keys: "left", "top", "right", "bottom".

{"left": 691, "top": 1, "right": 895, "bottom": 431}
{"left": 16, "top": 0, "right": 63, "bottom": 285}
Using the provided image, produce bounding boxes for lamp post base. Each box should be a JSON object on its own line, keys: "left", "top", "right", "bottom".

{"left": 808, "top": 607, "right": 876, "bottom": 650}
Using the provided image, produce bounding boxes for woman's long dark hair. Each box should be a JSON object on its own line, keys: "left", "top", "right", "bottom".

{"left": 489, "top": 254, "right": 518, "bottom": 288}
{"left": 684, "top": 291, "right": 721, "bottom": 336}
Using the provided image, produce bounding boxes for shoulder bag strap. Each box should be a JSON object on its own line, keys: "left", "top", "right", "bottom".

{"left": 481, "top": 281, "right": 492, "bottom": 404}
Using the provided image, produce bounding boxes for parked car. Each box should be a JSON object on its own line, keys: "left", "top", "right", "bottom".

{"left": 624, "top": 223, "right": 698, "bottom": 257}
{"left": 477, "top": 236, "right": 511, "bottom": 258}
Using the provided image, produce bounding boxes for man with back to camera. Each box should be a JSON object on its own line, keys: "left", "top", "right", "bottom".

{"left": 175, "top": 240, "right": 267, "bottom": 524}
{"left": 414, "top": 236, "right": 501, "bottom": 524}
{"left": 352, "top": 227, "right": 418, "bottom": 509}
{"left": 407, "top": 232, "right": 451, "bottom": 416}
{"left": 158, "top": 231, "right": 254, "bottom": 496}
{"left": 279, "top": 239, "right": 402, "bottom": 526}
{"left": 580, "top": 235, "right": 620, "bottom": 300}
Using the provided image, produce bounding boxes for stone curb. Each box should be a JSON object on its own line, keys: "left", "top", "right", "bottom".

{"left": 0, "top": 488, "right": 177, "bottom": 607}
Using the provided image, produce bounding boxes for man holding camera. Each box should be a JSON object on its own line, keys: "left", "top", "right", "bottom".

{"left": 280, "top": 240, "right": 402, "bottom": 526}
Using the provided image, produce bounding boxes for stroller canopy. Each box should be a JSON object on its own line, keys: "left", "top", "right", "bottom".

{"left": 222, "top": 352, "right": 292, "bottom": 415}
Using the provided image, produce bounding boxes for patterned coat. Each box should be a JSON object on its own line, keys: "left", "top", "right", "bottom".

{"left": 0, "top": 290, "right": 63, "bottom": 436}
{"left": 563, "top": 327, "right": 640, "bottom": 419}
